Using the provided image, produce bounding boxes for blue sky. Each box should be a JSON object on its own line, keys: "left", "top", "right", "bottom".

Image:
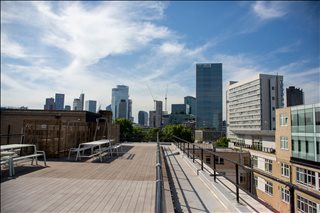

{"left": 1, "top": 1, "right": 319, "bottom": 121}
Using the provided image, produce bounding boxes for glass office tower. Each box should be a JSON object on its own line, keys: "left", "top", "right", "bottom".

{"left": 196, "top": 63, "right": 222, "bottom": 130}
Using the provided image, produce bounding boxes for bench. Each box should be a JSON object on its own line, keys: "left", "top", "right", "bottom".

{"left": 68, "top": 146, "right": 93, "bottom": 161}
{"left": 1, "top": 151, "right": 47, "bottom": 176}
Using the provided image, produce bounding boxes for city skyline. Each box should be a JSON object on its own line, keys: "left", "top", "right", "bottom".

{"left": 1, "top": 1, "right": 319, "bottom": 122}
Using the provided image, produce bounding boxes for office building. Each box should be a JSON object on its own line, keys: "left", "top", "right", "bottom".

{"left": 149, "top": 111, "right": 156, "bottom": 127}
{"left": 44, "top": 98, "right": 55, "bottom": 110}
{"left": 227, "top": 74, "right": 284, "bottom": 146}
{"left": 155, "top": 100, "right": 163, "bottom": 127}
{"left": 85, "top": 100, "right": 97, "bottom": 113}
{"left": 55, "top": 93, "right": 65, "bottom": 110}
{"left": 171, "top": 104, "right": 190, "bottom": 115}
{"left": 106, "top": 104, "right": 112, "bottom": 111}
{"left": 79, "top": 93, "right": 85, "bottom": 111}
{"left": 184, "top": 96, "right": 196, "bottom": 115}
{"left": 138, "top": 111, "right": 148, "bottom": 126}
{"left": 73, "top": 98, "right": 81, "bottom": 110}
{"left": 196, "top": 63, "right": 222, "bottom": 130}
{"left": 65, "top": 105, "right": 71, "bottom": 111}
{"left": 118, "top": 100, "right": 127, "bottom": 118}
{"left": 128, "top": 99, "right": 133, "bottom": 121}
{"left": 286, "top": 86, "right": 304, "bottom": 107}
{"left": 111, "top": 85, "right": 129, "bottom": 120}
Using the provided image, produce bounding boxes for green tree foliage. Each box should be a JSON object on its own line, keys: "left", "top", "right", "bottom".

{"left": 145, "top": 128, "right": 160, "bottom": 142}
{"left": 161, "top": 124, "right": 192, "bottom": 142}
{"left": 114, "top": 118, "right": 133, "bottom": 142}
{"left": 215, "top": 136, "right": 229, "bottom": 148}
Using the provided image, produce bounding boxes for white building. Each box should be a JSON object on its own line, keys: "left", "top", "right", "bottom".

{"left": 226, "top": 74, "right": 284, "bottom": 147}
{"left": 111, "top": 85, "right": 129, "bottom": 120}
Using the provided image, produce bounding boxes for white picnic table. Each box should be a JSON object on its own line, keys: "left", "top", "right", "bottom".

{"left": 74, "top": 139, "right": 114, "bottom": 162}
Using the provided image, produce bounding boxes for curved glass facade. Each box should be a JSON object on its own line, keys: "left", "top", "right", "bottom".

{"left": 196, "top": 63, "right": 222, "bottom": 130}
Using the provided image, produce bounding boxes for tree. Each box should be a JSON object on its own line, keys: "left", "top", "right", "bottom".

{"left": 161, "top": 124, "right": 192, "bottom": 142}
{"left": 215, "top": 136, "right": 229, "bottom": 148}
{"left": 114, "top": 118, "right": 133, "bottom": 142}
{"left": 145, "top": 128, "right": 160, "bottom": 142}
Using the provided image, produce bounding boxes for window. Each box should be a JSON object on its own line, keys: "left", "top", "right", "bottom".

{"left": 281, "top": 163, "right": 290, "bottom": 177}
{"left": 206, "top": 157, "right": 211, "bottom": 164}
{"left": 281, "top": 187, "right": 290, "bottom": 203}
{"left": 297, "top": 195, "right": 317, "bottom": 213}
{"left": 254, "top": 176, "right": 258, "bottom": 187}
{"left": 215, "top": 157, "right": 224, "bottom": 164}
{"left": 280, "top": 136, "right": 289, "bottom": 150}
{"left": 280, "top": 114, "right": 288, "bottom": 126}
{"left": 265, "top": 159, "right": 272, "bottom": 173}
{"left": 252, "top": 156, "right": 258, "bottom": 168}
{"left": 265, "top": 181, "right": 273, "bottom": 196}
{"left": 296, "top": 167, "right": 316, "bottom": 188}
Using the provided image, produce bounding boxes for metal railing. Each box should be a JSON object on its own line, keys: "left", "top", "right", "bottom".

{"left": 172, "top": 135, "right": 320, "bottom": 213}
{"left": 155, "top": 132, "right": 164, "bottom": 213}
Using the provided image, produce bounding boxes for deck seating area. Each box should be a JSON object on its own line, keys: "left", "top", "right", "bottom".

{"left": 1, "top": 143, "right": 157, "bottom": 213}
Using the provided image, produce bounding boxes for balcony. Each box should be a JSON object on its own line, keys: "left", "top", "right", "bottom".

{"left": 233, "top": 142, "right": 276, "bottom": 154}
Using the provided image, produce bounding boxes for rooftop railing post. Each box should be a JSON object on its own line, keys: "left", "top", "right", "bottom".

{"left": 201, "top": 148, "right": 204, "bottom": 171}
{"left": 213, "top": 153, "right": 216, "bottom": 182}
{"left": 187, "top": 142, "right": 189, "bottom": 158}
{"left": 183, "top": 141, "right": 185, "bottom": 153}
{"left": 289, "top": 186, "right": 294, "bottom": 213}
{"left": 192, "top": 144, "right": 195, "bottom": 163}
{"left": 235, "top": 164, "right": 239, "bottom": 203}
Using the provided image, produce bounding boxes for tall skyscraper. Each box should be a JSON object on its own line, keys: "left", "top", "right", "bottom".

{"left": 73, "top": 98, "right": 81, "bottom": 110}
{"left": 196, "top": 63, "right": 222, "bottom": 130}
{"left": 138, "top": 111, "right": 148, "bottom": 126}
{"left": 184, "top": 96, "right": 196, "bottom": 115}
{"left": 155, "top": 100, "right": 163, "bottom": 127}
{"left": 128, "top": 99, "right": 133, "bottom": 121}
{"left": 85, "top": 100, "right": 97, "bottom": 113}
{"left": 149, "top": 111, "right": 156, "bottom": 127}
{"left": 79, "top": 93, "right": 85, "bottom": 111}
{"left": 118, "top": 100, "right": 127, "bottom": 118}
{"left": 226, "top": 74, "right": 284, "bottom": 144}
{"left": 55, "top": 93, "right": 65, "bottom": 110}
{"left": 286, "top": 86, "right": 304, "bottom": 107}
{"left": 44, "top": 98, "right": 55, "bottom": 110}
{"left": 111, "top": 85, "right": 129, "bottom": 120}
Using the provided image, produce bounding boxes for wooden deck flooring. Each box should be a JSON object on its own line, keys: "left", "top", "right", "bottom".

{"left": 1, "top": 143, "right": 157, "bottom": 213}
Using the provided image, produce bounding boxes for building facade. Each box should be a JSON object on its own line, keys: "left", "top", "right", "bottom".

{"left": 196, "top": 63, "right": 222, "bottom": 130}
{"left": 138, "top": 111, "right": 148, "bottom": 126}
{"left": 111, "top": 85, "right": 129, "bottom": 120}
{"left": 85, "top": 100, "right": 97, "bottom": 113}
{"left": 118, "top": 100, "right": 127, "bottom": 118}
{"left": 171, "top": 104, "right": 189, "bottom": 115}
{"left": 149, "top": 111, "right": 156, "bottom": 127}
{"left": 227, "top": 74, "right": 284, "bottom": 146}
{"left": 184, "top": 96, "right": 196, "bottom": 115}
{"left": 73, "top": 98, "right": 81, "bottom": 111}
{"left": 155, "top": 101, "right": 163, "bottom": 128}
{"left": 79, "top": 93, "right": 85, "bottom": 111}
{"left": 286, "top": 86, "right": 304, "bottom": 107}
{"left": 55, "top": 93, "right": 65, "bottom": 110}
{"left": 44, "top": 98, "right": 55, "bottom": 110}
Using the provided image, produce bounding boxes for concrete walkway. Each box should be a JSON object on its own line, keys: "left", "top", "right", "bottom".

{"left": 163, "top": 145, "right": 272, "bottom": 213}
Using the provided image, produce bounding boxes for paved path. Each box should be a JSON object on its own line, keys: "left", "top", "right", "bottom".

{"left": 163, "top": 145, "right": 271, "bottom": 213}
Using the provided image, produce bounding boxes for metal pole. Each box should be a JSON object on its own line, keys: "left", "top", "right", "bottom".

{"left": 187, "top": 142, "right": 189, "bottom": 158}
{"left": 289, "top": 186, "right": 294, "bottom": 213}
{"left": 213, "top": 153, "right": 216, "bottom": 182}
{"left": 236, "top": 164, "right": 239, "bottom": 203}
{"left": 193, "top": 144, "right": 195, "bottom": 163}
{"left": 201, "top": 148, "right": 204, "bottom": 171}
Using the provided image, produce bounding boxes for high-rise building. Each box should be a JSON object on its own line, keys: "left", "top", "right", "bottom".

{"left": 227, "top": 74, "right": 284, "bottom": 146}
{"left": 128, "top": 99, "right": 133, "bottom": 121}
{"left": 111, "top": 85, "right": 129, "bottom": 120}
{"left": 196, "top": 63, "right": 222, "bottom": 130}
{"left": 138, "top": 111, "right": 148, "bottom": 126}
{"left": 55, "top": 93, "right": 65, "bottom": 110}
{"left": 171, "top": 104, "right": 190, "bottom": 115}
{"left": 286, "top": 86, "right": 304, "bottom": 107}
{"left": 149, "top": 111, "right": 156, "bottom": 127}
{"left": 118, "top": 100, "right": 127, "bottom": 118}
{"left": 73, "top": 98, "right": 81, "bottom": 110}
{"left": 65, "top": 105, "right": 71, "bottom": 111}
{"left": 85, "top": 100, "right": 97, "bottom": 113}
{"left": 155, "top": 100, "right": 163, "bottom": 127}
{"left": 184, "top": 96, "right": 196, "bottom": 115}
{"left": 79, "top": 93, "right": 85, "bottom": 111}
{"left": 44, "top": 98, "right": 55, "bottom": 110}
{"left": 106, "top": 104, "right": 112, "bottom": 111}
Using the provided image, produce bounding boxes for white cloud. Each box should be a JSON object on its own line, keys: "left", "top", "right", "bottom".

{"left": 159, "top": 42, "right": 184, "bottom": 54}
{"left": 1, "top": 34, "right": 26, "bottom": 58}
{"left": 252, "top": 2, "right": 288, "bottom": 20}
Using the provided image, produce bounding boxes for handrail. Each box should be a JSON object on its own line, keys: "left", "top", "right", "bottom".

{"left": 155, "top": 132, "right": 163, "bottom": 213}
{"left": 172, "top": 135, "right": 320, "bottom": 213}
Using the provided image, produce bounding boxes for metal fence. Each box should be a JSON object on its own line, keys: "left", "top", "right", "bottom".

{"left": 172, "top": 135, "right": 320, "bottom": 213}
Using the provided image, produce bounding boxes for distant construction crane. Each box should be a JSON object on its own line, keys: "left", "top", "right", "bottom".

{"left": 164, "top": 84, "right": 168, "bottom": 112}
{"left": 147, "top": 84, "right": 156, "bottom": 110}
